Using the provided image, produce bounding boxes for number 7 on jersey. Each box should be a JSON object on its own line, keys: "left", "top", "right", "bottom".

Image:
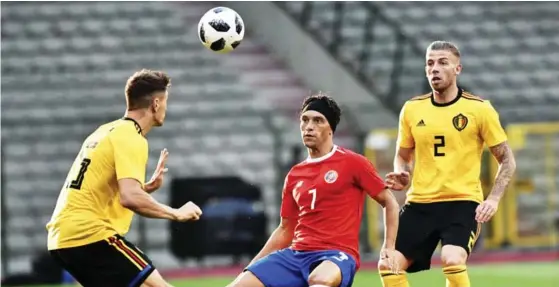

{"left": 294, "top": 181, "right": 318, "bottom": 210}
{"left": 308, "top": 189, "right": 317, "bottom": 210}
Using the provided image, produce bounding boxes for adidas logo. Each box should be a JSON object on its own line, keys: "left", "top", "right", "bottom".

{"left": 417, "top": 120, "right": 426, "bottom": 127}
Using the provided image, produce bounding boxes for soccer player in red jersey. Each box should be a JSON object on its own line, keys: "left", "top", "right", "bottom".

{"left": 228, "top": 93, "right": 400, "bottom": 287}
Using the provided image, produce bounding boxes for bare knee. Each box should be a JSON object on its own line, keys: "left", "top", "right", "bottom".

{"left": 227, "top": 271, "right": 265, "bottom": 287}
{"left": 441, "top": 245, "right": 468, "bottom": 266}
{"left": 308, "top": 272, "right": 337, "bottom": 286}
{"left": 307, "top": 260, "right": 341, "bottom": 287}
{"left": 377, "top": 259, "right": 392, "bottom": 271}
{"left": 377, "top": 250, "right": 411, "bottom": 272}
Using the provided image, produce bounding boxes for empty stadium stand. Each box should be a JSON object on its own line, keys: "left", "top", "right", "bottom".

{"left": 282, "top": 1, "right": 559, "bottom": 123}
{"left": 1, "top": 1, "right": 314, "bottom": 272}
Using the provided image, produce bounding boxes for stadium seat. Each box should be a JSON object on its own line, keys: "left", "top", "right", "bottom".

{"left": 2, "top": 1, "right": 304, "bottom": 272}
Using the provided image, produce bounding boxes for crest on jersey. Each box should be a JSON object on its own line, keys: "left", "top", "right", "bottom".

{"left": 452, "top": 113, "right": 468, "bottom": 131}
{"left": 324, "top": 170, "right": 338, "bottom": 184}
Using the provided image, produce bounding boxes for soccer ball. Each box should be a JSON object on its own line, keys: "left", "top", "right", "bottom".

{"left": 198, "top": 7, "right": 245, "bottom": 53}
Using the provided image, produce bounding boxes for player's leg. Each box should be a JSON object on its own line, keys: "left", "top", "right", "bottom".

{"left": 227, "top": 248, "right": 307, "bottom": 287}
{"left": 307, "top": 260, "right": 342, "bottom": 287}
{"left": 377, "top": 250, "right": 410, "bottom": 287}
{"left": 227, "top": 271, "right": 265, "bottom": 287}
{"left": 305, "top": 250, "right": 357, "bottom": 287}
{"left": 50, "top": 235, "right": 169, "bottom": 287}
{"left": 141, "top": 269, "right": 174, "bottom": 287}
{"left": 378, "top": 203, "right": 440, "bottom": 287}
{"left": 108, "top": 235, "right": 173, "bottom": 287}
{"left": 440, "top": 201, "right": 481, "bottom": 287}
{"left": 49, "top": 249, "right": 90, "bottom": 286}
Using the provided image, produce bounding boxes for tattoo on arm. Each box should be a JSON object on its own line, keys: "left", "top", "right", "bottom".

{"left": 488, "top": 142, "right": 516, "bottom": 200}
{"left": 401, "top": 160, "right": 413, "bottom": 173}
{"left": 395, "top": 147, "right": 414, "bottom": 174}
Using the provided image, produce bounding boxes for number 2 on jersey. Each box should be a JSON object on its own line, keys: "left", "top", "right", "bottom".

{"left": 434, "top": 135, "right": 445, "bottom": 157}
{"left": 69, "top": 158, "right": 91, "bottom": 190}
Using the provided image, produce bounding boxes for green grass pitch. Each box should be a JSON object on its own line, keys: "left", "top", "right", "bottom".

{"left": 39, "top": 262, "right": 558, "bottom": 287}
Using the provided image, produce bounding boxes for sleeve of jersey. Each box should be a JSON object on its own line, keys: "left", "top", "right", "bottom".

{"left": 354, "top": 155, "right": 386, "bottom": 197}
{"left": 111, "top": 130, "right": 148, "bottom": 187}
{"left": 481, "top": 101, "right": 508, "bottom": 147}
{"left": 397, "top": 103, "right": 415, "bottom": 148}
{"left": 279, "top": 174, "right": 298, "bottom": 218}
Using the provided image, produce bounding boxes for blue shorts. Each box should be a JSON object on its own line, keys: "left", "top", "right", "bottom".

{"left": 246, "top": 248, "right": 356, "bottom": 287}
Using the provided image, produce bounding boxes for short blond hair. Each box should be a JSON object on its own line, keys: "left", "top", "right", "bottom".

{"left": 426, "top": 41, "right": 461, "bottom": 58}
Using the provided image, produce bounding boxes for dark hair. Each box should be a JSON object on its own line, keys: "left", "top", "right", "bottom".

{"left": 125, "top": 69, "right": 171, "bottom": 110}
{"left": 300, "top": 92, "right": 342, "bottom": 129}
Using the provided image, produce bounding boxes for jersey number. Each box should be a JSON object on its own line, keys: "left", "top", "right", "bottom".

{"left": 69, "top": 158, "right": 91, "bottom": 190}
{"left": 308, "top": 189, "right": 317, "bottom": 210}
{"left": 294, "top": 182, "right": 318, "bottom": 210}
{"left": 332, "top": 251, "right": 349, "bottom": 262}
{"left": 434, "top": 135, "right": 445, "bottom": 157}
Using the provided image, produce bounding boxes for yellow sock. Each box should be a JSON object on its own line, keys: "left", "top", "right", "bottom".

{"left": 443, "top": 265, "right": 470, "bottom": 287}
{"left": 379, "top": 270, "right": 410, "bottom": 287}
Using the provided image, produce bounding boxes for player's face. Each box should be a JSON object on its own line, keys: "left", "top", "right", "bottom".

{"left": 425, "top": 49, "right": 462, "bottom": 92}
{"left": 152, "top": 91, "right": 168, "bottom": 127}
{"left": 300, "top": 110, "right": 331, "bottom": 149}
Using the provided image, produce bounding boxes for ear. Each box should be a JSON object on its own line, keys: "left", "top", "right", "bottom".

{"left": 455, "top": 63, "right": 462, "bottom": 76}
{"left": 151, "top": 97, "right": 160, "bottom": 113}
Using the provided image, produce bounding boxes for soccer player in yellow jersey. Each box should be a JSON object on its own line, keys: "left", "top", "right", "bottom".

{"left": 46, "top": 69, "right": 203, "bottom": 287}
{"left": 377, "top": 41, "right": 517, "bottom": 287}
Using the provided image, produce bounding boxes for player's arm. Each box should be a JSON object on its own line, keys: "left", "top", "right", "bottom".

{"left": 355, "top": 155, "right": 399, "bottom": 248}
{"left": 144, "top": 149, "right": 169, "bottom": 194}
{"left": 247, "top": 175, "right": 298, "bottom": 265}
{"left": 394, "top": 147, "right": 414, "bottom": 175}
{"left": 247, "top": 217, "right": 296, "bottom": 266}
{"left": 112, "top": 132, "right": 199, "bottom": 221}
{"left": 476, "top": 102, "right": 517, "bottom": 222}
{"left": 371, "top": 189, "right": 399, "bottom": 249}
{"left": 488, "top": 142, "right": 516, "bottom": 200}
{"left": 481, "top": 102, "right": 517, "bottom": 201}
{"left": 388, "top": 103, "right": 414, "bottom": 191}
{"left": 118, "top": 179, "right": 179, "bottom": 220}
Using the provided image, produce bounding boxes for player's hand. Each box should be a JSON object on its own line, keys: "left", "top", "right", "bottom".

{"left": 174, "top": 201, "right": 203, "bottom": 222}
{"left": 145, "top": 149, "right": 169, "bottom": 193}
{"left": 380, "top": 247, "right": 400, "bottom": 274}
{"left": 385, "top": 171, "right": 410, "bottom": 191}
{"left": 475, "top": 196, "right": 499, "bottom": 223}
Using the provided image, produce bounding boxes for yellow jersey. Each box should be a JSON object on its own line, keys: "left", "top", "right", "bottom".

{"left": 47, "top": 118, "right": 148, "bottom": 250}
{"left": 397, "top": 89, "right": 507, "bottom": 204}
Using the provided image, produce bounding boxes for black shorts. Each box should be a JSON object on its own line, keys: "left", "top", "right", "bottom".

{"left": 49, "top": 234, "right": 155, "bottom": 287}
{"left": 395, "top": 201, "right": 481, "bottom": 273}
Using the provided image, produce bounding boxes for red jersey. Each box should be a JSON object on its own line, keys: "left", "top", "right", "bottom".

{"left": 280, "top": 145, "right": 386, "bottom": 267}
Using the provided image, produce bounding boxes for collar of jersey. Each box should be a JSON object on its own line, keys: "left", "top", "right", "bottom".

{"left": 431, "top": 88, "right": 463, "bottom": 107}
{"left": 305, "top": 145, "right": 338, "bottom": 163}
{"left": 122, "top": 117, "right": 143, "bottom": 135}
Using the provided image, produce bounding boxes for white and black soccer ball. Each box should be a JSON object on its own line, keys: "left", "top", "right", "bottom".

{"left": 198, "top": 7, "right": 245, "bottom": 53}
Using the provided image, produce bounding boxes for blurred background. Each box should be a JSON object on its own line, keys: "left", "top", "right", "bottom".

{"left": 1, "top": 1, "right": 558, "bottom": 286}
